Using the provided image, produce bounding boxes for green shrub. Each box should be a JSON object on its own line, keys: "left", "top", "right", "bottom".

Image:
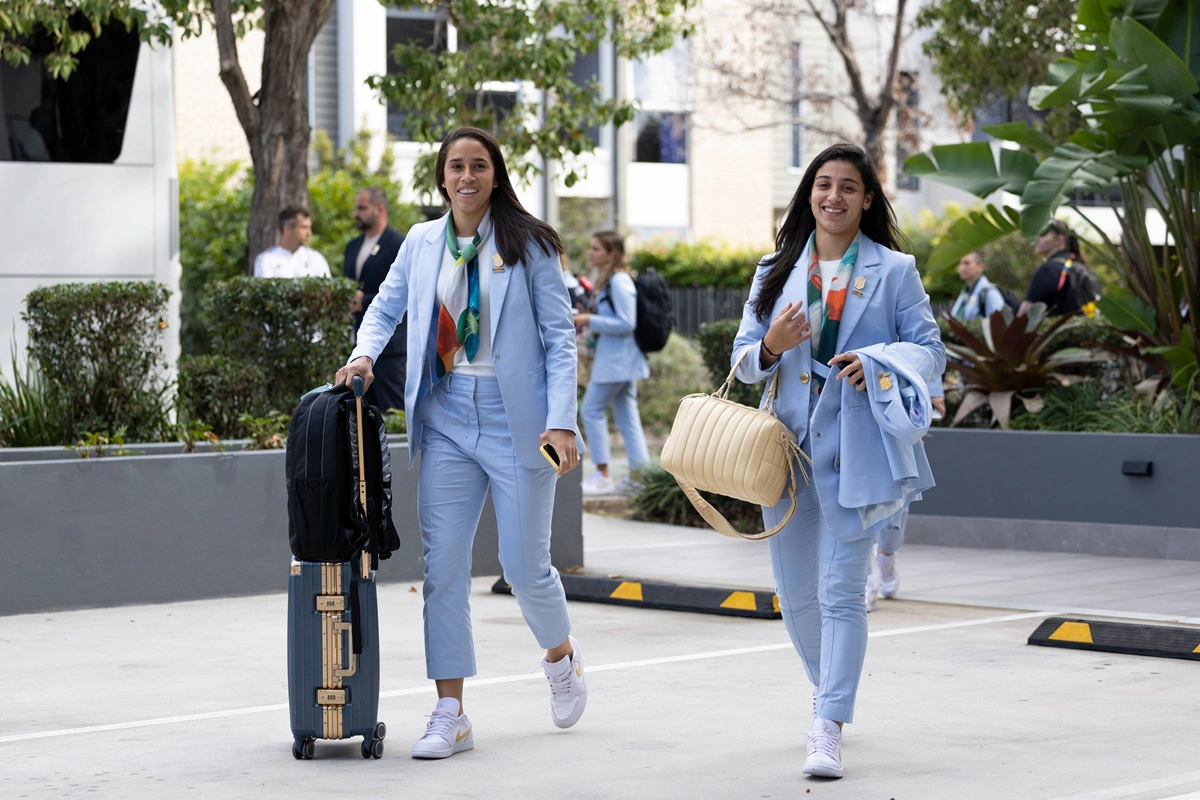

{"left": 694, "top": 318, "right": 763, "bottom": 406}
{"left": 1009, "top": 381, "right": 1200, "bottom": 435}
{"left": 638, "top": 333, "right": 710, "bottom": 435}
{"left": 22, "top": 282, "right": 171, "bottom": 443}
{"left": 206, "top": 276, "right": 357, "bottom": 416}
{"left": 179, "top": 160, "right": 254, "bottom": 355}
{"left": 627, "top": 464, "right": 764, "bottom": 534}
{"left": 631, "top": 241, "right": 765, "bottom": 289}
{"left": 176, "top": 355, "right": 269, "bottom": 439}
{"left": 558, "top": 197, "right": 611, "bottom": 273}
{"left": 0, "top": 346, "right": 60, "bottom": 447}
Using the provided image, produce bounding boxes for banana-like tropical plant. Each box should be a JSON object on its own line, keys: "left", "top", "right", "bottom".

{"left": 946, "top": 303, "right": 1112, "bottom": 428}
{"left": 906, "top": 0, "right": 1200, "bottom": 387}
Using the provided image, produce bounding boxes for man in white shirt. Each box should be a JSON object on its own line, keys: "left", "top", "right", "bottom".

{"left": 253, "top": 207, "right": 332, "bottom": 278}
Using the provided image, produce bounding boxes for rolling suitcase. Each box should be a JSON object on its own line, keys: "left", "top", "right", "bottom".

{"left": 286, "top": 376, "right": 399, "bottom": 760}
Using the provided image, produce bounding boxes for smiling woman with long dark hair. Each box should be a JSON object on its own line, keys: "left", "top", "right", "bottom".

{"left": 732, "top": 143, "right": 945, "bottom": 779}
{"left": 337, "top": 126, "right": 589, "bottom": 760}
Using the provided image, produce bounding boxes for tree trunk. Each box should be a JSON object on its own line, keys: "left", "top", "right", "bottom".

{"left": 214, "top": 0, "right": 335, "bottom": 274}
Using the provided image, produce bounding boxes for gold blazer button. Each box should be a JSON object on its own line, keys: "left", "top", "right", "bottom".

{"left": 799, "top": 372, "right": 810, "bottom": 384}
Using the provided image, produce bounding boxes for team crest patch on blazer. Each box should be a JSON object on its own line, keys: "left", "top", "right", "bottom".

{"left": 878, "top": 371, "right": 893, "bottom": 391}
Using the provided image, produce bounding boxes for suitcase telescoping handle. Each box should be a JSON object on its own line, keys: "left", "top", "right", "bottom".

{"left": 352, "top": 377, "right": 370, "bottom": 580}
{"left": 333, "top": 621, "right": 358, "bottom": 678}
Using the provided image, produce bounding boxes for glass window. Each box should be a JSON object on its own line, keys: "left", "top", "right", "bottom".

{"left": 569, "top": 48, "right": 602, "bottom": 147}
{"left": 0, "top": 22, "right": 140, "bottom": 163}
{"left": 635, "top": 111, "right": 687, "bottom": 164}
{"left": 385, "top": 13, "right": 445, "bottom": 141}
{"left": 788, "top": 42, "right": 802, "bottom": 169}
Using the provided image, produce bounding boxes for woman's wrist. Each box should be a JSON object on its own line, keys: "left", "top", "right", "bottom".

{"left": 761, "top": 336, "right": 780, "bottom": 359}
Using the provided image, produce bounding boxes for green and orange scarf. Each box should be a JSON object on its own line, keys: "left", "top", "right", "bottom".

{"left": 435, "top": 212, "right": 494, "bottom": 382}
{"left": 806, "top": 232, "right": 859, "bottom": 389}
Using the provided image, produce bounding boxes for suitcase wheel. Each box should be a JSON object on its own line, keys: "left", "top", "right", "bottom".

{"left": 293, "top": 737, "right": 315, "bottom": 760}
{"left": 361, "top": 736, "right": 384, "bottom": 759}
{"left": 374, "top": 722, "right": 387, "bottom": 741}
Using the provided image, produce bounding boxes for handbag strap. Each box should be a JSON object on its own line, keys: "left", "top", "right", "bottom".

{"left": 716, "top": 347, "right": 782, "bottom": 414}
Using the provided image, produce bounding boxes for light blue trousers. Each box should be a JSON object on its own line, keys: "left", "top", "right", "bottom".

{"left": 580, "top": 380, "right": 651, "bottom": 470}
{"left": 877, "top": 509, "right": 907, "bottom": 554}
{"left": 417, "top": 373, "right": 572, "bottom": 680}
{"left": 765, "top": 442, "right": 874, "bottom": 724}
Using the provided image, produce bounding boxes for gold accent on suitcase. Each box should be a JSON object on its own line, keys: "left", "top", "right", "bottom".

{"left": 316, "top": 595, "right": 346, "bottom": 612}
{"left": 318, "top": 689, "right": 347, "bottom": 705}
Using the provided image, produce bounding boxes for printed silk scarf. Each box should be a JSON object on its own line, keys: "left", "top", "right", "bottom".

{"left": 806, "top": 232, "right": 859, "bottom": 389}
{"left": 435, "top": 212, "right": 494, "bottom": 381}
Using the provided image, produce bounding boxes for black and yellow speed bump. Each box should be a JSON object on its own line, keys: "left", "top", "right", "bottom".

{"left": 491, "top": 574, "right": 781, "bottom": 619}
{"left": 1028, "top": 617, "right": 1200, "bottom": 662}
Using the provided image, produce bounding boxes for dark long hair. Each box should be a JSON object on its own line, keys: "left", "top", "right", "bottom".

{"left": 435, "top": 127, "right": 563, "bottom": 266}
{"left": 752, "top": 143, "right": 907, "bottom": 322}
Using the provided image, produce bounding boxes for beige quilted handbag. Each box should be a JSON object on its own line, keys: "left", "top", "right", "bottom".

{"left": 660, "top": 349, "right": 810, "bottom": 540}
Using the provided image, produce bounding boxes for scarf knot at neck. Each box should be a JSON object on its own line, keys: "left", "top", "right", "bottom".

{"left": 435, "top": 211, "right": 494, "bottom": 381}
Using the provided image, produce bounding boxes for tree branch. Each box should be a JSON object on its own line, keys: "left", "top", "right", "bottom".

{"left": 874, "top": 0, "right": 909, "bottom": 130}
{"left": 804, "top": 0, "right": 870, "bottom": 116}
{"left": 213, "top": 0, "right": 260, "bottom": 143}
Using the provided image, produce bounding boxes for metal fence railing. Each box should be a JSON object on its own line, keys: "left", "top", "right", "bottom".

{"left": 669, "top": 286, "right": 750, "bottom": 338}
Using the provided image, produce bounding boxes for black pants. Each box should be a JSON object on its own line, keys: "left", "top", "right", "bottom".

{"left": 367, "top": 353, "right": 406, "bottom": 415}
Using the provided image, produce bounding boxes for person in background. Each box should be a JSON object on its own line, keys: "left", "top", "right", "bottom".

{"left": 253, "top": 207, "right": 331, "bottom": 278}
{"left": 949, "top": 251, "right": 1005, "bottom": 321}
{"left": 1019, "top": 221, "right": 1093, "bottom": 318}
{"left": 573, "top": 231, "right": 652, "bottom": 496}
{"left": 345, "top": 187, "right": 407, "bottom": 413}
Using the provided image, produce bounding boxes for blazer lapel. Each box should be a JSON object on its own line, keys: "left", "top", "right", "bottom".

{"left": 489, "top": 247, "right": 512, "bottom": 346}
{"left": 413, "top": 218, "right": 446, "bottom": 346}
{"left": 835, "top": 234, "right": 882, "bottom": 353}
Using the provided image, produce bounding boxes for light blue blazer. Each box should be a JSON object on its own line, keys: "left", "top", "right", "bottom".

{"left": 588, "top": 272, "right": 650, "bottom": 384}
{"left": 349, "top": 213, "right": 583, "bottom": 471}
{"left": 732, "top": 234, "right": 945, "bottom": 539}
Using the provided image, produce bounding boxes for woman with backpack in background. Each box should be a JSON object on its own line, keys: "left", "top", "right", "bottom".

{"left": 1019, "top": 220, "right": 1101, "bottom": 317}
{"left": 336, "top": 126, "right": 588, "bottom": 760}
{"left": 574, "top": 231, "right": 651, "bottom": 496}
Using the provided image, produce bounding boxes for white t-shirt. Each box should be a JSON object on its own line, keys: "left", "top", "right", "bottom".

{"left": 436, "top": 236, "right": 496, "bottom": 377}
{"left": 355, "top": 233, "right": 383, "bottom": 280}
{"left": 817, "top": 259, "right": 844, "bottom": 305}
{"left": 253, "top": 245, "right": 331, "bottom": 278}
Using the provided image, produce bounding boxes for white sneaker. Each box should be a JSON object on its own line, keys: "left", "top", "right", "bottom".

{"left": 542, "top": 635, "right": 587, "bottom": 728}
{"left": 411, "top": 697, "right": 473, "bottom": 759}
{"left": 803, "top": 718, "right": 844, "bottom": 778}
{"left": 877, "top": 549, "right": 899, "bottom": 598}
{"left": 581, "top": 470, "right": 616, "bottom": 496}
{"left": 865, "top": 570, "right": 880, "bottom": 612}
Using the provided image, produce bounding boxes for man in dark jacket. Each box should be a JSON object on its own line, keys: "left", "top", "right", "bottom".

{"left": 345, "top": 187, "right": 406, "bottom": 413}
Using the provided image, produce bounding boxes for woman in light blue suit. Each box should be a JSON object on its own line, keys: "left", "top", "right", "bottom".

{"left": 574, "top": 231, "right": 651, "bottom": 495}
{"left": 732, "top": 144, "right": 944, "bottom": 779}
{"left": 337, "top": 127, "right": 589, "bottom": 760}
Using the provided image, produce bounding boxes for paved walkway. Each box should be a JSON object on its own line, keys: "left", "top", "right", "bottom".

{"left": 2, "top": 513, "right": 1199, "bottom": 799}
{"left": 584, "top": 514, "right": 1200, "bottom": 624}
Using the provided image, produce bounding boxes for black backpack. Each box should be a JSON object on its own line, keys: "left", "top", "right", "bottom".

{"left": 633, "top": 269, "right": 674, "bottom": 353}
{"left": 286, "top": 383, "right": 401, "bottom": 564}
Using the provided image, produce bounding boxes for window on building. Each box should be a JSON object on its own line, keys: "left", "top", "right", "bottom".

{"left": 895, "top": 71, "right": 921, "bottom": 192}
{"left": 0, "top": 21, "right": 140, "bottom": 162}
{"left": 788, "top": 42, "right": 802, "bottom": 169}
{"left": 1070, "top": 186, "right": 1122, "bottom": 207}
{"left": 569, "top": 48, "right": 603, "bottom": 148}
{"left": 385, "top": 9, "right": 445, "bottom": 140}
{"left": 634, "top": 112, "right": 687, "bottom": 163}
{"left": 632, "top": 38, "right": 690, "bottom": 164}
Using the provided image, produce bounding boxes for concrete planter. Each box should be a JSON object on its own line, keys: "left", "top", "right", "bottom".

{"left": 0, "top": 438, "right": 582, "bottom": 615}
{"left": 908, "top": 428, "right": 1200, "bottom": 561}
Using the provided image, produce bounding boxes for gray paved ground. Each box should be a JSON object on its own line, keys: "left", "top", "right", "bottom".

{"left": 3, "top": 514, "right": 1199, "bottom": 799}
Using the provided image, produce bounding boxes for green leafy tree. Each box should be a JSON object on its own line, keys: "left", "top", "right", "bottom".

{"left": 917, "top": 0, "right": 1077, "bottom": 126}
{"left": 369, "top": 0, "right": 694, "bottom": 195}
{"left": 904, "top": 0, "right": 1200, "bottom": 387}
{"left": 2, "top": 1, "right": 335, "bottom": 273}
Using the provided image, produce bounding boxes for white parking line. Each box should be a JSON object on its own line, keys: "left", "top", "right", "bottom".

{"left": 1047, "top": 771, "right": 1200, "bottom": 800}
{"left": 0, "top": 610, "right": 1050, "bottom": 745}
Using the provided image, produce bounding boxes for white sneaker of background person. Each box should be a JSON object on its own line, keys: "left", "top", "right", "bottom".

{"left": 865, "top": 569, "right": 880, "bottom": 612}
{"left": 542, "top": 635, "right": 587, "bottom": 728}
{"left": 804, "top": 718, "right": 844, "bottom": 778}
{"left": 411, "top": 697, "right": 473, "bottom": 759}
{"left": 877, "top": 548, "right": 899, "bottom": 598}
{"left": 581, "top": 469, "right": 615, "bottom": 496}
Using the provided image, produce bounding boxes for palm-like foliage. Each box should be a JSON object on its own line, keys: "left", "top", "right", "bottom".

{"left": 946, "top": 304, "right": 1111, "bottom": 428}
{"left": 906, "top": 0, "right": 1200, "bottom": 387}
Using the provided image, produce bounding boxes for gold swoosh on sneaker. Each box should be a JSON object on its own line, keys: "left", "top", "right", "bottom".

{"left": 455, "top": 727, "right": 471, "bottom": 743}
{"left": 575, "top": 665, "right": 582, "bottom": 678}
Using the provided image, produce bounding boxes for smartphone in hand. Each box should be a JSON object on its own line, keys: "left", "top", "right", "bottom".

{"left": 540, "top": 443, "right": 561, "bottom": 470}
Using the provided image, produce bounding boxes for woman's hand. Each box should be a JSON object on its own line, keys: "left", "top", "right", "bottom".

{"left": 829, "top": 352, "right": 865, "bottom": 390}
{"left": 335, "top": 356, "right": 374, "bottom": 393}
{"left": 573, "top": 312, "right": 590, "bottom": 327}
{"left": 540, "top": 429, "right": 579, "bottom": 477}
{"left": 760, "top": 301, "right": 812, "bottom": 366}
